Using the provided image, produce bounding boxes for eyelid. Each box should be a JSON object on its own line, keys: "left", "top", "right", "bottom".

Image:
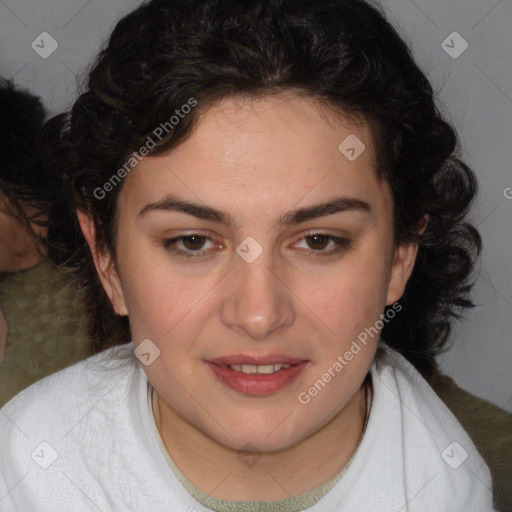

{"left": 162, "top": 230, "right": 352, "bottom": 260}
{"left": 162, "top": 228, "right": 349, "bottom": 246}
{"left": 162, "top": 232, "right": 220, "bottom": 247}
{"left": 290, "top": 227, "right": 351, "bottom": 242}
{"left": 162, "top": 232, "right": 221, "bottom": 259}
{"left": 291, "top": 232, "right": 352, "bottom": 255}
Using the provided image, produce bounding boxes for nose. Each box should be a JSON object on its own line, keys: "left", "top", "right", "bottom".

{"left": 220, "top": 248, "right": 295, "bottom": 340}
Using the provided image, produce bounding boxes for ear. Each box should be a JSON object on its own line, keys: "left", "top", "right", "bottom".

{"left": 385, "top": 215, "right": 429, "bottom": 306}
{"left": 77, "top": 209, "right": 128, "bottom": 316}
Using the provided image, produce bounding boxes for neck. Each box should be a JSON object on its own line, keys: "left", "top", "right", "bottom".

{"left": 154, "top": 378, "right": 370, "bottom": 501}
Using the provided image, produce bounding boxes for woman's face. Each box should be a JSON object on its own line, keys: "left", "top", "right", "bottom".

{"left": 0, "top": 194, "right": 46, "bottom": 273}
{"left": 82, "top": 93, "right": 419, "bottom": 452}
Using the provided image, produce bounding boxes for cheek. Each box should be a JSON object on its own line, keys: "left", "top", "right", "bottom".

{"left": 116, "top": 253, "right": 172, "bottom": 340}
{"left": 0, "top": 214, "right": 24, "bottom": 245}
{"left": 119, "top": 254, "right": 215, "bottom": 345}
{"left": 123, "top": 280, "right": 177, "bottom": 342}
{"left": 306, "top": 252, "right": 390, "bottom": 338}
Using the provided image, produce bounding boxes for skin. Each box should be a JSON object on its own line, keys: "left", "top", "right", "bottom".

{"left": 79, "top": 92, "right": 425, "bottom": 500}
{"left": 0, "top": 194, "right": 46, "bottom": 273}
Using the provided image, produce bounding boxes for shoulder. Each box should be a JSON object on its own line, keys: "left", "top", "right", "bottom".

{"left": 0, "top": 342, "right": 137, "bottom": 440}
{"left": 372, "top": 343, "right": 480, "bottom": 443}
{"left": 369, "top": 344, "right": 495, "bottom": 507}
{"left": 0, "top": 342, "right": 175, "bottom": 510}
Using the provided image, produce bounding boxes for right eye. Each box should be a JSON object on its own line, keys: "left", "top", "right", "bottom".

{"left": 162, "top": 233, "right": 220, "bottom": 259}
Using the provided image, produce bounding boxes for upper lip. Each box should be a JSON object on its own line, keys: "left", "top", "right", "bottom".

{"left": 207, "top": 354, "right": 307, "bottom": 365}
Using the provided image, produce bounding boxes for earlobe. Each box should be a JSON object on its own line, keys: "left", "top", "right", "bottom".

{"left": 385, "top": 215, "right": 428, "bottom": 306}
{"left": 76, "top": 209, "right": 128, "bottom": 316}
{"left": 385, "top": 242, "right": 419, "bottom": 305}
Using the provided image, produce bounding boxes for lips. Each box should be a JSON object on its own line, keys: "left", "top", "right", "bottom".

{"left": 206, "top": 354, "right": 309, "bottom": 395}
{"left": 224, "top": 363, "right": 292, "bottom": 374}
{"left": 208, "top": 354, "right": 306, "bottom": 366}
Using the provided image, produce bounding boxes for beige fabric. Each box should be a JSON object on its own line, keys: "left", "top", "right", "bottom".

{"left": 0, "top": 260, "right": 90, "bottom": 406}
{"left": 430, "top": 369, "right": 512, "bottom": 512}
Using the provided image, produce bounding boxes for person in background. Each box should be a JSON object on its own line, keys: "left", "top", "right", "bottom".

{"left": 0, "top": 79, "right": 49, "bottom": 274}
{"left": 0, "top": 78, "right": 48, "bottom": 366}
{"left": 0, "top": 79, "right": 89, "bottom": 402}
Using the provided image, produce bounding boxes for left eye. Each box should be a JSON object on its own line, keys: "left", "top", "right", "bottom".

{"left": 293, "top": 233, "right": 352, "bottom": 257}
{"left": 162, "top": 233, "right": 351, "bottom": 259}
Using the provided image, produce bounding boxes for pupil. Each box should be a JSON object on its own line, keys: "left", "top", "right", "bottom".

{"left": 182, "top": 235, "right": 329, "bottom": 251}
{"left": 183, "top": 235, "right": 206, "bottom": 250}
{"left": 308, "top": 234, "right": 328, "bottom": 250}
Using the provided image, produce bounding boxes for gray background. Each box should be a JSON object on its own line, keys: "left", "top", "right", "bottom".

{"left": 0, "top": 0, "right": 510, "bottom": 412}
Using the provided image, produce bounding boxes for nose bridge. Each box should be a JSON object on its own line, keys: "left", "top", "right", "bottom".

{"left": 220, "top": 240, "right": 294, "bottom": 339}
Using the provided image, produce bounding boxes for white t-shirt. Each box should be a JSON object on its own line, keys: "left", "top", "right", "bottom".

{"left": 0, "top": 342, "right": 496, "bottom": 511}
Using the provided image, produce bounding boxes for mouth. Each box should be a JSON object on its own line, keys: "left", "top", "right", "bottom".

{"left": 218, "top": 362, "right": 294, "bottom": 374}
{"left": 205, "top": 355, "right": 309, "bottom": 395}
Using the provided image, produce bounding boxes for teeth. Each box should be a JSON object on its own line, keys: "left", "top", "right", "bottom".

{"left": 254, "top": 365, "right": 275, "bottom": 374}
{"left": 228, "top": 363, "right": 292, "bottom": 374}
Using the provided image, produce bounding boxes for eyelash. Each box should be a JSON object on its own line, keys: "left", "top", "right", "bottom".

{"left": 162, "top": 233, "right": 352, "bottom": 260}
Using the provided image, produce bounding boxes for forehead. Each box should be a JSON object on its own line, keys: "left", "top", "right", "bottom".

{"left": 179, "top": 92, "right": 375, "bottom": 170}
{"left": 118, "top": 93, "right": 391, "bottom": 224}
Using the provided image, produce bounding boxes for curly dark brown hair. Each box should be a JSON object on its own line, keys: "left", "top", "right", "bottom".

{"left": 43, "top": 0, "right": 481, "bottom": 380}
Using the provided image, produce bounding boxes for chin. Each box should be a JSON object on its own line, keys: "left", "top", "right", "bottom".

{"left": 208, "top": 412, "right": 310, "bottom": 454}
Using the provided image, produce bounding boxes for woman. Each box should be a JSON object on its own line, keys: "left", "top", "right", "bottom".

{"left": 0, "top": 80, "right": 90, "bottom": 401}
{"left": 0, "top": 0, "right": 497, "bottom": 510}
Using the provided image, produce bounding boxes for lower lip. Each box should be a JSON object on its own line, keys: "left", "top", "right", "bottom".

{"left": 205, "top": 361, "right": 308, "bottom": 395}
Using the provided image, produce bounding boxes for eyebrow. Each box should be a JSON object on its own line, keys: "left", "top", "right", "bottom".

{"left": 138, "top": 193, "right": 371, "bottom": 227}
